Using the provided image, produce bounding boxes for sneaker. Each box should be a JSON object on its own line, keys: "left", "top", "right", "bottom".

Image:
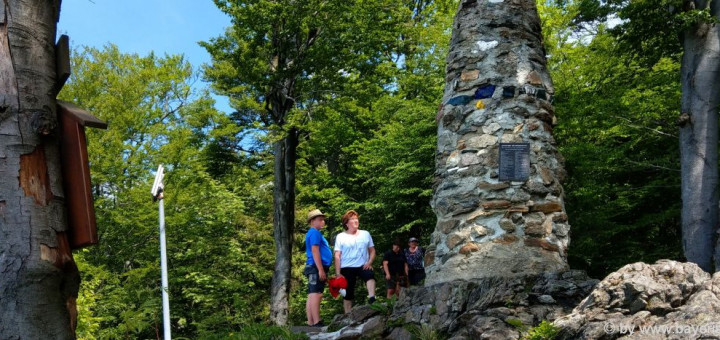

{"left": 339, "top": 288, "right": 346, "bottom": 297}
{"left": 368, "top": 296, "right": 376, "bottom": 304}
{"left": 312, "top": 320, "right": 325, "bottom": 327}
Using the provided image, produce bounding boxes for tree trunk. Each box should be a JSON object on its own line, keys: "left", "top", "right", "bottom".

{"left": 679, "top": 0, "right": 720, "bottom": 273}
{"left": 269, "top": 128, "right": 298, "bottom": 326}
{"left": 0, "top": 0, "right": 79, "bottom": 339}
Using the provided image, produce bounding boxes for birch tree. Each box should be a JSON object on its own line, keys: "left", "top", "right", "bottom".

{"left": 677, "top": 0, "right": 720, "bottom": 272}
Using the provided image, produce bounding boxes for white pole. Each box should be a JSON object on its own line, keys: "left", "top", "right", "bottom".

{"left": 153, "top": 164, "right": 171, "bottom": 340}
{"left": 160, "top": 194, "right": 171, "bottom": 340}
{"left": 159, "top": 195, "right": 171, "bottom": 340}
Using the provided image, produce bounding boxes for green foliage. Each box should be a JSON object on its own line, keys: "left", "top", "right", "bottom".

{"left": 294, "top": 2, "right": 453, "bottom": 254}
{"left": 675, "top": 5, "right": 720, "bottom": 28}
{"left": 61, "top": 45, "right": 276, "bottom": 338}
{"left": 203, "top": 0, "right": 453, "bottom": 324}
{"left": 204, "top": 0, "right": 454, "bottom": 240}
{"left": 408, "top": 323, "right": 446, "bottom": 340}
{"left": 612, "top": 0, "right": 683, "bottom": 65}
{"left": 547, "top": 0, "right": 624, "bottom": 24}
{"left": 369, "top": 295, "right": 396, "bottom": 316}
{"left": 288, "top": 0, "right": 453, "bottom": 324}
{"left": 203, "top": 0, "right": 412, "bottom": 128}
{"left": 506, "top": 318, "right": 526, "bottom": 331}
{"left": 524, "top": 321, "right": 559, "bottom": 340}
{"left": 576, "top": 0, "right": 719, "bottom": 67}
{"left": 369, "top": 302, "right": 390, "bottom": 315}
{"left": 226, "top": 323, "right": 309, "bottom": 340}
{"left": 386, "top": 317, "right": 405, "bottom": 328}
{"left": 187, "top": 323, "right": 308, "bottom": 340}
{"left": 540, "top": 1, "right": 683, "bottom": 277}
{"left": 296, "top": 94, "right": 439, "bottom": 251}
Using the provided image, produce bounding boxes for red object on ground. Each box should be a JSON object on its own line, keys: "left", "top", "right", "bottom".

{"left": 328, "top": 276, "right": 348, "bottom": 298}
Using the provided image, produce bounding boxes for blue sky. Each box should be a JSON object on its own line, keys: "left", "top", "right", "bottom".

{"left": 57, "top": 0, "right": 232, "bottom": 112}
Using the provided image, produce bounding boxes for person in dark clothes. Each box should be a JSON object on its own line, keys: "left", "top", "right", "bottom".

{"left": 405, "top": 237, "right": 426, "bottom": 285}
{"left": 382, "top": 239, "right": 408, "bottom": 298}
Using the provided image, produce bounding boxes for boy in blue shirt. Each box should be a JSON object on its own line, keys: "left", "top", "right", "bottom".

{"left": 304, "top": 209, "right": 332, "bottom": 327}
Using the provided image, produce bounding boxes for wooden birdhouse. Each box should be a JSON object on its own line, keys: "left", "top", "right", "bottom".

{"left": 57, "top": 100, "right": 107, "bottom": 249}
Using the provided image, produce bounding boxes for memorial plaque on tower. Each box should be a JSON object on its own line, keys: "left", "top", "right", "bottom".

{"left": 499, "top": 143, "right": 530, "bottom": 181}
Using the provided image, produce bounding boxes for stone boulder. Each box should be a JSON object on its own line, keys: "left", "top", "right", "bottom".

{"left": 554, "top": 260, "right": 720, "bottom": 339}
{"left": 299, "top": 270, "right": 598, "bottom": 339}
{"left": 299, "top": 261, "right": 720, "bottom": 339}
{"left": 388, "top": 270, "right": 597, "bottom": 339}
{"left": 309, "top": 305, "right": 385, "bottom": 340}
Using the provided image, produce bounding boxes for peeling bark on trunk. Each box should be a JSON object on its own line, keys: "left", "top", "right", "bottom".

{"left": 269, "top": 128, "right": 298, "bottom": 326}
{"left": 679, "top": 0, "right": 720, "bottom": 273}
{"left": 0, "top": 1, "right": 79, "bottom": 339}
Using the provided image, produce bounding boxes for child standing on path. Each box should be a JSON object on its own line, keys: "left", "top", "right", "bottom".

{"left": 304, "top": 209, "right": 332, "bottom": 327}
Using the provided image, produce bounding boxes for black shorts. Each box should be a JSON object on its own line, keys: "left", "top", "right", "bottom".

{"left": 340, "top": 267, "right": 375, "bottom": 301}
{"left": 408, "top": 268, "right": 425, "bottom": 286}
{"left": 386, "top": 274, "right": 408, "bottom": 289}
{"left": 305, "top": 264, "right": 330, "bottom": 294}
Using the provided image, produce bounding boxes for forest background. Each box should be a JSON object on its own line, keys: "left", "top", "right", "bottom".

{"left": 58, "top": 0, "right": 687, "bottom": 338}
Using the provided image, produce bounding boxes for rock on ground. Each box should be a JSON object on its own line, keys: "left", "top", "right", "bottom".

{"left": 554, "top": 260, "right": 720, "bottom": 340}
{"left": 296, "top": 261, "right": 720, "bottom": 339}
{"left": 298, "top": 270, "right": 597, "bottom": 339}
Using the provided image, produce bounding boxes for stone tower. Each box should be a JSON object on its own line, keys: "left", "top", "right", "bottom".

{"left": 425, "top": 0, "right": 569, "bottom": 285}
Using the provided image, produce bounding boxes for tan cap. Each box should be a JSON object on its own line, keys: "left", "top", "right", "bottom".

{"left": 307, "top": 209, "right": 326, "bottom": 223}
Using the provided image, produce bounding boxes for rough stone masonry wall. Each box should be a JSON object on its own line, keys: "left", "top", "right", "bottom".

{"left": 426, "top": 0, "right": 569, "bottom": 285}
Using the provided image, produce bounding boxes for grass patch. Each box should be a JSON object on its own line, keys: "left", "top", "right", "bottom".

{"left": 239, "top": 323, "right": 308, "bottom": 340}
{"left": 524, "top": 320, "right": 559, "bottom": 340}
{"left": 407, "top": 323, "right": 446, "bottom": 340}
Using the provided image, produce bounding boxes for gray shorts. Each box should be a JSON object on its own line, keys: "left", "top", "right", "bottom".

{"left": 304, "top": 264, "right": 329, "bottom": 294}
